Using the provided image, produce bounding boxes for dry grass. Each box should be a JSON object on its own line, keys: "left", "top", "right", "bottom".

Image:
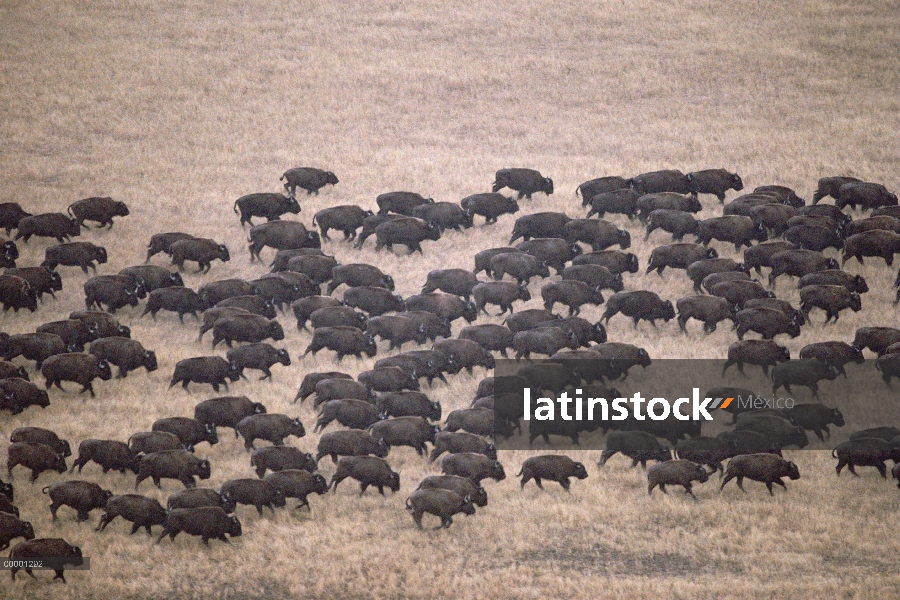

{"left": 1, "top": 0, "right": 900, "bottom": 597}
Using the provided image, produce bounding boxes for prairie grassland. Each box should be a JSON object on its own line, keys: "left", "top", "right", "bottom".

{"left": 1, "top": 0, "right": 900, "bottom": 598}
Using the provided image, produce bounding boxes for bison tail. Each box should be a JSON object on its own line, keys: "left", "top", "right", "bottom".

{"left": 42, "top": 486, "right": 51, "bottom": 495}
{"left": 66, "top": 204, "right": 75, "bottom": 217}
{"left": 575, "top": 185, "right": 582, "bottom": 198}
{"left": 404, "top": 497, "right": 412, "bottom": 510}
{"left": 515, "top": 468, "right": 523, "bottom": 477}
{"left": 831, "top": 448, "right": 838, "bottom": 459}
{"left": 279, "top": 174, "right": 286, "bottom": 181}
{"left": 233, "top": 200, "right": 239, "bottom": 214}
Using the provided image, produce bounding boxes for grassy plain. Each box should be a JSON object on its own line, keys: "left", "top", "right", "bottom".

{"left": 1, "top": 0, "right": 899, "bottom": 597}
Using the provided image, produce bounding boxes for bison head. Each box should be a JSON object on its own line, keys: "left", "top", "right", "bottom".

{"left": 849, "top": 292, "right": 862, "bottom": 312}
{"left": 375, "top": 437, "right": 390, "bottom": 458}
{"left": 617, "top": 229, "right": 631, "bottom": 250}
{"left": 166, "top": 271, "right": 184, "bottom": 287}
{"left": 225, "top": 361, "right": 243, "bottom": 382}
{"left": 289, "top": 417, "right": 306, "bottom": 438}
{"left": 217, "top": 244, "right": 231, "bottom": 262}
{"left": 1, "top": 241, "right": 18, "bottom": 260}
{"left": 382, "top": 274, "right": 396, "bottom": 291}
{"left": 491, "top": 461, "right": 506, "bottom": 481}
{"left": 657, "top": 300, "right": 676, "bottom": 322}
{"left": 568, "top": 242, "right": 583, "bottom": 258}
{"left": 198, "top": 459, "right": 212, "bottom": 480}
{"left": 784, "top": 460, "right": 801, "bottom": 480}
{"left": 542, "top": 177, "right": 554, "bottom": 195}
{"left": 829, "top": 408, "right": 845, "bottom": 427}
{"left": 277, "top": 347, "right": 297, "bottom": 368}
{"left": 325, "top": 172, "right": 339, "bottom": 185}
{"left": 312, "top": 474, "right": 330, "bottom": 495}
{"left": 303, "top": 232, "right": 322, "bottom": 249}
{"left": 572, "top": 462, "right": 589, "bottom": 480}
{"left": 67, "top": 217, "right": 81, "bottom": 236}
{"left": 388, "top": 471, "right": 401, "bottom": 493}
{"left": 270, "top": 486, "right": 287, "bottom": 508}
{"left": 143, "top": 350, "right": 159, "bottom": 372}
{"left": 96, "top": 359, "right": 113, "bottom": 381}
{"left": 461, "top": 300, "right": 477, "bottom": 323}
{"left": 590, "top": 321, "right": 607, "bottom": 344}
{"left": 53, "top": 453, "right": 68, "bottom": 474}
{"left": 704, "top": 247, "right": 719, "bottom": 259}
{"left": 363, "top": 335, "right": 378, "bottom": 358}
{"left": 203, "top": 423, "right": 219, "bottom": 445}
{"left": 17, "top": 519, "right": 35, "bottom": 541}
{"left": 228, "top": 515, "right": 242, "bottom": 537}
{"left": 425, "top": 222, "right": 441, "bottom": 241}
{"left": 268, "top": 320, "right": 286, "bottom": 342}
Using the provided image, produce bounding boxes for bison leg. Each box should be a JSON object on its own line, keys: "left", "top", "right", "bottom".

{"left": 96, "top": 513, "right": 114, "bottom": 531}
{"left": 597, "top": 450, "right": 616, "bottom": 467}
{"left": 50, "top": 501, "right": 61, "bottom": 520}
{"left": 411, "top": 510, "right": 424, "bottom": 529}
{"left": 80, "top": 382, "right": 96, "bottom": 398}
{"left": 438, "top": 515, "right": 452, "bottom": 529}
{"left": 720, "top": 473, "right": 734, "bottom": 491}
{"left": 76, "top": 509, "right": 90, "bottom": 522}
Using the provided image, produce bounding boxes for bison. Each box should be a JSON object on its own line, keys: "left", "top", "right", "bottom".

{"left": 169, "top": 238, "right": 230, "bottom": 273}
{"left": 647, "top": 460, "right": 709, "bottom": 496}
{"left": 169, "top": 356, "right": 242, "bottom": 392}
{"left": 329, "top": 456, "right": 400, "bottom": 496}
{"left": 134, "top": 450, "right": 211, "bottom": 490}
{"left": 405, "top": 489, "right": 475, "bottom": 529}
{"left": 460, "top": 192, "right": 519, "bottom": 224}
{"left": 233, "top": 193, "right": 300, "bottom": 226}
{"left": 720, "top": 454, "right": 800, "bottom": 495}
{"left": 601, "top": 290, "right": 675, "bottom": 328}
{"left": 156, "top": 507, "right": 241, "bottom": 545}
{"left": 281, "top": 167, "right": 338, "bottom": 196}
{"left": 517, "top": 455, "right": 588, "bottom": 491}
{"left": 43, "top": 480, "right": 112, "bottom": 522}
{"left": 70, "top": 440, "right": 139, "bottom": 475}
{"left": 236, "top": 414, "right": 305, "bottom": 451}
{"left": 492, "top": 168, "right": 553, "bottom": 199}
{"left": 41, "top": 353, "right": 111, "bottom": 397}
{"left": 96, "top": 494, "right": 167, "bottom": 535}
{"left": 42, "top": 242, "right": 107, "bottom": 274}
{"left": 313, "top": 205, "right": 373, "bottom": 240}
{"left": 68, "top": 196, "right": 129, "bottom": 228}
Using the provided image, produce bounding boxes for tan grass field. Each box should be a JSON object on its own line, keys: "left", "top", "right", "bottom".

{"left": 1, "top": 0, "right": 900, "bottom": 597}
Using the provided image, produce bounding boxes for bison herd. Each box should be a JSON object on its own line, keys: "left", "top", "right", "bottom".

{"left": 1, "top": 164, "right": 900, "bottom": 581}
